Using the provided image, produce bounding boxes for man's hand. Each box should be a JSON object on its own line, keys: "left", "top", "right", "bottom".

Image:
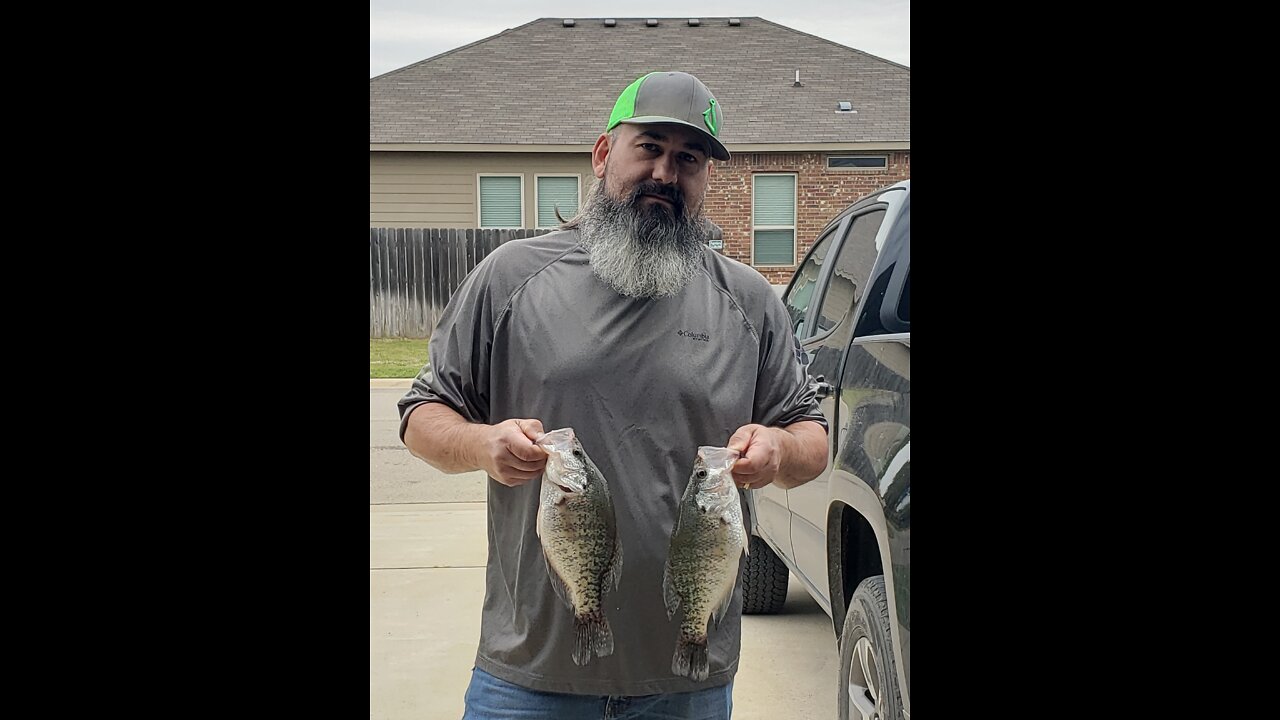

{"left": 403, "top": 403, "right": 548, "bottom": 487}
{"left": 477, "top": 418, "right": 549, "bottom": 487}
{"left": 726, "top": 421, "right": 828, "bottom": 491}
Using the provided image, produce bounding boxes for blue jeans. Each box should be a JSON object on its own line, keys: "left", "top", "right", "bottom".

{"left": 461, "top": 667, "right": 733, "bottom": 720}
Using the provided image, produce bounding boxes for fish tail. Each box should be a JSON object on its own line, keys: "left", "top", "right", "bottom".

{"left": 573, "top": 610, "right": 613, "bottom": 665}
{"left": 671, "top": 632, "right": 710, "bottom": 681}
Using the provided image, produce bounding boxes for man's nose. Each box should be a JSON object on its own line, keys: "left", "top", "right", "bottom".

{"left": 650, "top": 154, "right": 678, "bottom": 185}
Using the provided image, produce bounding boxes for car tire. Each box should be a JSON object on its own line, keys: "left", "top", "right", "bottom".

{"left": 741, "top": 534, "right": 789, "bottom": 614}
{"left": 838, "top": 575, "right": 903, "bottom": 720}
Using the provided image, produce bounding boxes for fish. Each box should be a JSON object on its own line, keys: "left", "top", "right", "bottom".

{"left": 535, "top": 427, "right": 624, "bottom": 666}
{"left": 662, "top": 446, "right": 749, "bottom": 681}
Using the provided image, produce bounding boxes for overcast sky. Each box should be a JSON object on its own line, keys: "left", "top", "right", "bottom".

{"left": 370, "top": 1, "right": 910, "bottom": 78}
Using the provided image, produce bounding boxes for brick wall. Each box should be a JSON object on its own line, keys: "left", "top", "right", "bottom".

{"left": 704, "top": 151, "right": 911, "bottom": 284}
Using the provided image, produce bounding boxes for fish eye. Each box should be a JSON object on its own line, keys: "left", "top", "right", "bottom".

{"left": 573, "top": 449, "right": 584, "bottom": 458}
{"left": 695, "top": 470, "right": 708, "bottom": 479}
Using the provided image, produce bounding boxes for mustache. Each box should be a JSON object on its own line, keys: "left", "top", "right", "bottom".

{"left": 628, "top": 181, "right": 684, "bottom": 212}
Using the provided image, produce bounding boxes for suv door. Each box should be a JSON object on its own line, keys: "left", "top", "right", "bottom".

{"left": 759, "top": 224, "right": 843, "bottom": 561}
{"left": 786, "top": 204, "right": 890, "bottom": 604}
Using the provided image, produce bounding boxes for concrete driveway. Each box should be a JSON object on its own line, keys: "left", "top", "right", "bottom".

{"left": 370, "top": 382, "right": 839, "bottom": 719}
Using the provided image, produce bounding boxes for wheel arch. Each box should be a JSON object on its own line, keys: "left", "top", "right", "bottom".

{"left": 825, "top": 475, "right": 890, "bottom": 639}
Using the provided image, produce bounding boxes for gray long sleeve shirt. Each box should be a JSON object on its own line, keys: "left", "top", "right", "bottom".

{"left": 397, "top": 229, "right": 826, "bottom": 696}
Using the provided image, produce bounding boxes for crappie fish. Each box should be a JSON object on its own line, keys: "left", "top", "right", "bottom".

{"left": 662, "top": 446, "right": 749, "bottom": 681}
{"left": 535, "top": 427, "right": 623, "bottom": 666}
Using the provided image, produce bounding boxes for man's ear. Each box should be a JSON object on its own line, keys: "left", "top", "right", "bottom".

{"left": 591, "top": 133, "right": 610, "bottom": 179}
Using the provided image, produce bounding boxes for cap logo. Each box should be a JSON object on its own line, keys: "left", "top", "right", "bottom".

{"left": 702, "top": 98, "right": 719, "bottom": 136}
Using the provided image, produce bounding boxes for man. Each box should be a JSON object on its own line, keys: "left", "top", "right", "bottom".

{"left": 398, "top": 71, "right": 828, "bottom": 719}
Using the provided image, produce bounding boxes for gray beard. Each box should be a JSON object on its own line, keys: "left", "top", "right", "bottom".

{"left": 577, "top": 180, "right": 709, "bottom": 299}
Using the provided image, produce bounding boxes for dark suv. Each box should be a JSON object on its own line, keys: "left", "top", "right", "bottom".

{"left": 742, "top": 179, "right": 910, "bottom": 720}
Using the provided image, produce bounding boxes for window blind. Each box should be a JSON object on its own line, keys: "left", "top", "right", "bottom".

{"left": 537, "top": 177, "right": 579, "bottom": 228}
{"left": 480, "top": 176, "right": 521, "bottom": 227}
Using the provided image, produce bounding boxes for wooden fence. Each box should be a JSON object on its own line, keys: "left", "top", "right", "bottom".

{"left": 370, "top": 227, "right": 554, "bottom": 338}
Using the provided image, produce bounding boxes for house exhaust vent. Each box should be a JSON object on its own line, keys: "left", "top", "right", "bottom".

{"left": 562, "top": 19, "right": 575, "bottom": 27}
{"left": 603, "top": 19, "right": 616, "bottom": 27}
{"left": 836, "top": 102, "right": 857, "bottom": 113}
{"left": 728, "top": 18, "right": 741, "bottom": 26}
{"left": 646, "top": 19, "right": 658, "bottom": 26}
{"left": 688, "top": 18, "right": 700, "bottom": 26}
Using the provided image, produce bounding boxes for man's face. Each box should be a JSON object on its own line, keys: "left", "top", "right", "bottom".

{"left": 593, "top": 122, "right": 713, "bottom": 220}
{"left": 576, "top": 122, "right": 715, "bottom": 299}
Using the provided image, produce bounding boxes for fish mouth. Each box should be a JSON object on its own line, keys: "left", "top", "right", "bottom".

{"left": 536, "top": 427, "right": 576, "bottom": 452}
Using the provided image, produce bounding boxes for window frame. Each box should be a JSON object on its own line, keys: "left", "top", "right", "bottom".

{"left": 534, "top": 174, "right": 582, "bottom": 229}
{"left": 476, "top": 173, "right": 525, "bottom": 229}
{"left": 751, "top": 173, "right": 798, "bottom": 267}
{"left": 826, "top": 155, "right": 889, "bottom": 171}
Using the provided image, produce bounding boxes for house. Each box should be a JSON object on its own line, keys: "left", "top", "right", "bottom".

{"left": 370, "top": 16, "right": 909, "bottom": 284}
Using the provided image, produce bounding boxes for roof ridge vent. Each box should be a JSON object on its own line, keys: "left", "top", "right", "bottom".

{"left": 688, "top": 18, "right": 700, "bottom": 26}
{"left": 603, "top": 19, "right": 616, "bottom": 27}
{"left": 646, "top": 19, "right": 658, "bottom": 26}
{"left": 562, "top": 19, "right": 575, "bottom": 27}
{"left": 728, "top": 18, "right": 741, "bottom": 26}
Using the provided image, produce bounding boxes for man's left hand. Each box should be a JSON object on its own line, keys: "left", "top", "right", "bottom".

{"left": 726, "top": 421, "right": 828, "bottom": 491}
{"left": 726, "top": 424, "right": 782, "bottom": 490}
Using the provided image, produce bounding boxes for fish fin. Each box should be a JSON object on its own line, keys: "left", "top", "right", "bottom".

{"left": 710, "top": 585, "right": 735, "bottom": 631}
{"left": 671, "top": 634, "right": 710, "bottom": 681}
{"left": 605, "top": 539, "right": 623, "bottom": 591}
{"left": 662, "top": 559, "right": 681, "bottom": 619}
{"left": 573, "top": 610, "right": 613, "bottom": 665}
{"left": 543, "top": 554, "right": 574, "bottom": 611}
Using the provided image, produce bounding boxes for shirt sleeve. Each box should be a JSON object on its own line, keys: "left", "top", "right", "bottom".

{"left": 396, "top": 255, "right": 501, "bottom": 441}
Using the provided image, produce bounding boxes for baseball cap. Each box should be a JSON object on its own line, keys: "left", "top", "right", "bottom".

{"left": 605, "top": 71, "right": 730, "bottom": 161}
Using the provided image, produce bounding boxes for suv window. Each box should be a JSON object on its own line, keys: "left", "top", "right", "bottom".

{"left": 784, "top": 226, "right": 838, "bottom": 338}
{"left": 814, "top": 209, "right": 886, "bottom": 338}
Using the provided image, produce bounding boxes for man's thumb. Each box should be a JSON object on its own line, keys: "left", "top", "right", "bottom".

{"left": 515, "top": 418, "right": 547, "bottom": 443}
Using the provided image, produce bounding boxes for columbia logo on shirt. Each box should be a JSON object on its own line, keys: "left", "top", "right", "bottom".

{"left": 676, "top": 330, "right": 710, "bottom": 342}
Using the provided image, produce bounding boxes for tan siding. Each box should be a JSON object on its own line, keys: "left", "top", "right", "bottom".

{"left": 371, "top": 184, "right": 471, "bottom": 194}
{"left": 370, "top": 213, "right": 477, "bottom": 223}
{"left": 372, "top": 202, "right": 474, "bottom": 213}
{"left": 370, "top": 151, "right": 593, "bottom": 229}
{"left": 370, "top": 175, "right": 473, "bottom": 184}
{"left": 374, "top": 193, "right": 472, "bottom": 204}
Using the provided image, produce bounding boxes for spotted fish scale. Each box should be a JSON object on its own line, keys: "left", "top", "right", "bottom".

{"left": 662, "top": 445, "right": 748, "bottom": 681}
{"left": 536, "top": 427, "right": 623, "bottom": 666}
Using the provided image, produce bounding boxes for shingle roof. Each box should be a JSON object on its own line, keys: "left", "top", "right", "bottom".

{"left": 370, "top": 17, "right": 909, "bottom": 147}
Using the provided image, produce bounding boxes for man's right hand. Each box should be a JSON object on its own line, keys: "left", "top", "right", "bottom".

{"left": 402, "top": 402, "right": 548, "bottom": 487}
{"left": 477, "top": 418, "right": 548, "bottom": 487}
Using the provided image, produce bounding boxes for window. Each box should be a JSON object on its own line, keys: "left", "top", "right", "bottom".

{"left": 536, "top": 175, "right": 580, "bottom": 228}
{"left": 784, "top": 227, "right": 837, "bottom": 339}
{"left": 478, "top": 175, "right": 523, "bottom": 228}
{"left": 814, "top": 209, "right": 886, "bottom": 337}
{"left": 827, "top": 156, "right": 888, "bottom": 170}
{"left": 753, "top": 174, "right": 796, "bottom": 266}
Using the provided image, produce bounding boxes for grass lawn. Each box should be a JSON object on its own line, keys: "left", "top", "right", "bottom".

{"left": 370, "top": 338, "right": 429, "bottom": 379}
